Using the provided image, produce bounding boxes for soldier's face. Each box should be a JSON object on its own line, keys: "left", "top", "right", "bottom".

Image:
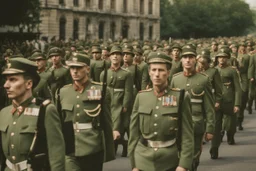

{"left": 51, "top": 55, "right": 61, "bottom": 66}
{"left": 110, "top": 52, "right": 122, "bottom": 65}
{"left": 181, "top": 55, "right": 196, "bottom": 70}
{"left": 4, "top": 74, "right": 32, "bottom": 100}
{"left": 212, "top": 44, "right": 217, "bottom": 51}
{"left": 102, "top": 50, "right": 109, "bottom": 59}
{"left": 70, "top": 65, "right": 90, "bottom": 81}
{"left": 231, "top": 47, "right": 237, "bottom": 53}
{"left": 123, "top": 53, "right": 133, "bottom": 63}
{"left": 217, "top": 56, "right": 228, "bottom": 65}
{"left": 149, "top": 63, "right": 170, "bottom": 87}
{"left": 35, "top": 59, "right": 47, "bottom": 71}
{"left": 92, "top": 52, "right": 101, "bottom": 60}
{"left": 172, "top": 48, "right": 180, "bottom": 59}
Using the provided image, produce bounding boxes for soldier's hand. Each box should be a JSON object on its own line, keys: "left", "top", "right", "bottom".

{"left": 234, "top": 106, "right": 240, "bottom": 113}
{"left": 205, "top": 133, "right": 214, "bottom": 141}
{"left": 113, "top": 131, "right": 121, "bottom": 140}
{"left": 122, "top": 107, "right": 127, "bottom": 113}
{"left": 215, "top": 102, "right": 220, "bottom": 111}
{"left": 250, "top": 78, "right": 254, "bottom": 82}
{"left": 132, "top": 168, "right": 140, "bottom": 171}
{"left": 176, "top": 166, "right": 187, "bottom": 171}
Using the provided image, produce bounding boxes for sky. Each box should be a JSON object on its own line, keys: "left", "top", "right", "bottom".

{"left": 245, "top": 0, "right": 256, "bottom": 8}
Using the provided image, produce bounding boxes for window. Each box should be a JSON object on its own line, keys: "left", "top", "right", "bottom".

{"left": 74, "top": 0, "right": 79, "bottom": 6}
{"left": 149, "top": 25, "right": 153, "bottom": 40}
{"left": 140, "top": 0, "right": 144, "bottom": 14}
{"left": 122, "top": 21, "right": 129, "bottom": 38}
{"left": 99, "top": 21, "right": 104, "bottom": 39}
{"left": 59, "top": 0, "right": 64, "bottom": 5}
{"left": 123, "top": 0, "right": 127, "bottom": 13}
{"left": 99, "top": 0, "right": 103, "bottom": 10}
{"left": 133, "top": 0, "right": 137, "bottom": 13}
{"left": 85, "top": 0, "right": 90, "bottom": 8}
{"left": 148, "top": 0, "right": 153, "bottom": 15}
{"left": 59, "top": 17, "right": 66, "bottom": 40}
{"left": 85, "top": 18, "right": 91, "bottom": 40}
{"left": 110, "top": 22, "right": 116, "bottom": 40}
{"left": 73, "top": 19, "right": 79, "bottom": 40}
{"left": 110, "top": 0, "right": 115, "bottom": 11}
{"left": 139, "top": 22, "right": 144, "bottom": 40}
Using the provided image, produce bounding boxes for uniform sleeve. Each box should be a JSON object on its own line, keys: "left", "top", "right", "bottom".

{"left": 179, "top": 92, "right": 194, "bottom": 170}
{"left": 213, "top": 69, "right": 223, "bottom": 103}
{"left": 248, "top": 55, "right": 255, "bottom": 79}
{"left": 232, "top": 69, "right": 242, "bottom": 107}
{"left": 141, "top": 64, "right": 149, "bottom": 90}
{"left": 45, "top": 104, "right": 65, "bottom": 171}
{"left": 128, "top": 94, "right": 140, "bottom": 169}
{"left": 123, "top": 72, "right": 133, "bottom": 108}
{"left": 204, "top": 78, "right": 215, "bottom": 134}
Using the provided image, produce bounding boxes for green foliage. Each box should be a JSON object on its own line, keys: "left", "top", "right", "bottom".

{"left": 161, "top": 0, "right": 255, "bottom": 39}
{"left": 0, "top": 0, "right": 41, "bottom": 32}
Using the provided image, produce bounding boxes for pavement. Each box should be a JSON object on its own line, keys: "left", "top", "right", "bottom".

{"left": 104, "top": 109, "right": 256, "bottom": 171}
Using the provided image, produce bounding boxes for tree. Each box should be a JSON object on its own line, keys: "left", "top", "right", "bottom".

{"left": 160, "top": 0, "right": 255, "bottom": 39}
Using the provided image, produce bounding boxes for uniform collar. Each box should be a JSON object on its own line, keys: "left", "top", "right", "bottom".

{"left": 153, "top": 86, "right": 168, "bottom": 97}
{"left": 109, "top": 66, "right": 120, "bottom": 71}
{"left": 183, "top": 70, "right": 196, "bottom": 77}
{"left": 11, "top": 96, "right": 34, "bottom": 115}
{"left": 73, "top": 79, "right": 90, "bottom": 93}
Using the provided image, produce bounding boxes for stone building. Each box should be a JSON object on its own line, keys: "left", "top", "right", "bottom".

{"left": 39, "top": 0, "right": 160, "bottom": 41}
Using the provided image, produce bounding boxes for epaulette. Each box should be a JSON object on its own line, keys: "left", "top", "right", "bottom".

{"left": 62, "top": 84, "right": 72, "bottom": 88}
{"left": 91, "top": 81, "right": 103, "bottom": 85}
{"left": 121, "top": 68, "right": 129, "bottom": 72}
{"left": 198, "top": 72, "right": 209, "bottom": 77}
{"left": 170, "top": 88, "right": 181, "bottom": 91}
{"left": 172, "top": 72, "right": 182, "bottom": 77}
{"left": 42, "top": 99, "right": 51, "bottom": 106}
{"left": 139, "top": 88, "right": 152, "bottom": 93}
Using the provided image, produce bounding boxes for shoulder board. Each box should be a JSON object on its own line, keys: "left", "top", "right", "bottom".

{"left": 139, "top": 88, "right": 152, "bottom": 93}
{"left": 91, "top": 81, "right": 103, "bottom": 85}
{"left": 198, "top": 72, "right": 209, "bottom": 77}
{"left": 170, "top": 88, "right": 181, "bottom": 91}
{"left": 42, "top": 99, "right": 51, "bottom": 106}
{"left": 62, "top": 84, "right": 72, "bottom": 88}
{"left": 172, "top": 72, "right": 183, "bottom": 77}
{"left": 120, "top": 68, "right": 129, "bottom": 72}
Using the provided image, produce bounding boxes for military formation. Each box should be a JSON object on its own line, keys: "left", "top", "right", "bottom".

{"left": 0, "top": 36, "right": 256, "bottom": 171}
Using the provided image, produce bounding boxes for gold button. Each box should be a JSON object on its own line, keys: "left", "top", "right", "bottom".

{"left": 13, "top": 122, "right": 16, "bottom": 125}
{"left": 154, "top": 123, "right": 157, "bottom": 126}
{"left": 11, "top": 144, "right": 14, "bottom": 149}
{"left": 154, "top": 114, "right": 158, "bottom": 117}
{"left": 11, "top": 132, "right": 14, "bottom": 136}
{"left": 76, "top": 104, "right": 80, "bottom": 108}
{"left": 154, "top": 132, "right": 157, "bottom": 135}
{"left": 77, "top": 113, "right": 80, "bottom": 116}
{"left": 186, "top": 84, "right": 190, "bottom": 86}
{"left": 156, "top": 106, "right": 159, "bottom": 109}
{"left": 154, "top": 148, "right": 158, "bottom": 151}
{"left": 158, "top": 98, "right": 161, "bottom": 101}
{"left": 111, "top": 76, "right": 113, "bottom": 78}
{"left": 12, "top": 156, "right": 16, "bottom": 160}
{"left": 76, "top": 130, "right": 80, "bottom": 133}
{"left": 76, "top": 96, "right": 80, "bottom": 98}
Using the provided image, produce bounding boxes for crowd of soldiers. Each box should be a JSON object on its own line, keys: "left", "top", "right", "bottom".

{"left": 0, "top": 36, "right": 256, "bottom": 171}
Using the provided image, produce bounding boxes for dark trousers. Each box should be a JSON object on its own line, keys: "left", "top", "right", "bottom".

{"left": 66, "top": 151, "right": 104, "bottom": 171}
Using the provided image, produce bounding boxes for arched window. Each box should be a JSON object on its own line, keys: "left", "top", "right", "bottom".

{"left": 139, "top": 22, "right": 144, "bottom": 40}
{"left": 148, "top": 0, "right": 153, "bottom": 14}
{"left": 110, "top": 0, "right": 116, "bottom": 11}
{"left": 99, "top": 21, "right": 104, "bottom": 39}
{"left": 73, "top": 19, "right": 79, "bottom": 40}
{"left": 122, "top": 21, "right": 129, "bottom": 39}
{"left": 59, "top": 16, "right": 66, "bottom": 40}
{"left": 110, "top": 22, "right": 116, "bottom": 40}
{"left": 99, "top": 0, "right": 103, "bottom": 10}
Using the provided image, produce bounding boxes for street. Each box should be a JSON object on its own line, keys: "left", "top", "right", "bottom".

{"left": 104, "top": 110, "right": 256, "bottom": 171}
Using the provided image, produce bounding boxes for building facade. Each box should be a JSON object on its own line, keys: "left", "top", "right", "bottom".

{"left": 39, "top": 0, "right": 160, "bottom": 41}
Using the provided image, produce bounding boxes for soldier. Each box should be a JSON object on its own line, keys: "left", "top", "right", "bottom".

{"left": 196, "top": 49, "right": 223, "bottom": 159}
{"left": 229, "top": 44, "right": 239, "bottom": 68}
{"left": 100, "top": 45, "right": 133, "bottom": 156}
{"left": 236, "top": 44, "right": 251, "bottom": 130}
{"left": 171, "top": 45, "right": 215, "bottom": 171}
{"left": 215, "top": 48, "right": 242, "bottom": 145}
{"left": 0, "top": 58, "right": 65, "bottom": 170}
{"left": 168, "top": 44, "right": 183, "bottom": 82}
{"left": 90, "top": 46, "right": 105, "bottom": 82}
{"left": 248, "top": 43, "right": 256, "bottom": 114}
{"left": 141, "top": 50, "right": 152, "bottom": 90}
{"left": 29, "top": 52, "right": 52, "bottom": 100}
{"left": 128, "top": 51, "right": 194, "bottom": 171}
{"left": 58, "top": 53, "right": 116, "bottom": 171}
{"left": 210, "top": 41, "right": 218, "bottom": 67}
{"left": 47, "top": 47, "right": 71, "bottom": 101}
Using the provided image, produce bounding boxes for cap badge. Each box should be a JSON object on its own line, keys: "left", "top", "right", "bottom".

{"left": 7, "top": 63, "right": 11, "bottom": 69}
{"left": 72, "top": 57, "right": 78, "bottom": 62}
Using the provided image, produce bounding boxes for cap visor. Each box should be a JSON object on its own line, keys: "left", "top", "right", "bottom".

{"left": 65, "top": 61, "right": 86, "bottom": 67}
{"left": 2, "top": 69, "right": 25, "bottom": 75}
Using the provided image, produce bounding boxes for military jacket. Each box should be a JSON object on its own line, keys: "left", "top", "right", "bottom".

{"left": 33, "top": 70, "right": 52, "bottom": 100}
{"left": 203, "top": 68, "right": 223, "bottom": 103}
{"left": 128, "top": 88, "right": 194, "bottom": 171}
{"left": 215, "top": 65, "right": 242, "bottom": 107}
{"left": 141, "top": 64, "right": 151, "bottom": 90}
{"left": 237, "top": 53, "right": 250, "bottom": 92}
{"left": 122, "top": 64, "right": 141, "bottom": 93}
{"left": 90, "top": 60, "right": 105, "bottom": 82}
{"left": 171, "top": 72, "right": 215, "bottom": 135}
{"left": 169, "top": 60, "right": 183, "bottom": 81}
{"left": 0, "top": 97, "right": 65, "bottom": 171}
{"left": 100, "top": 67, "right": 133, "bottom": 131}
{"left": 59, "top": 81, "right": 115, "bottom": 162}
{"left": 248, "top": 54, "right": 256, "bottom": 80}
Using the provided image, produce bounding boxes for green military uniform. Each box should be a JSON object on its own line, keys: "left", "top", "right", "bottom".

{"left": 171, "top": 46, "right": 215, "bottom": 171}
{"left": 236, "top": 48, "right": 251, "bottom": 130}
{"left": 210, "top": 41, "right": 219, "bottom": 67}
{"left": 90, "top": 46, "right": 106, "bottom": 82}
{"left": 247, "top": 53, "right": 256, "bottom": 113}
{"left": 128, "top": 52, "right": 194, "bottom": 171}
{"left": 168, "top": 44, "right": 183, "bottom": 82}
{"left": 0, "top": 58, "right": 65, "bottom": 171}
{"left": 59, "top": 54, "right": 115, "bottom": 170}
{"left": 215, "top": 48, "right": 242, "bottom": 145}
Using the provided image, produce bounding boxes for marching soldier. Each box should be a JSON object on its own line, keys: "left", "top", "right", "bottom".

{"left": 90, "top": 46, "right": 105, "bottom": 82}
{"left": 100, "top": 45, "right": 133, "bottom": 156}
{"left": 196, "top": 49, "right": 223, "bottom": 159}
{"left": 128, "top": 51, "right": 194, "bottom": 171}
{"left": 169, "top": 44, "right": 183, "bottom": 82}
{"left": 210, "top": 41, "right": 218, "bottom": 67}
{"left": 171, "top": 45, "right": 215, "bottom": 171}
{"left": 59, "top": 53, "right": 116, "bottom": 171}
{"left": 215, "top": 47, "right": 242, "bottom": 145}
{"left": 0, "top": 58, "right": 65, "bottom": 171}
